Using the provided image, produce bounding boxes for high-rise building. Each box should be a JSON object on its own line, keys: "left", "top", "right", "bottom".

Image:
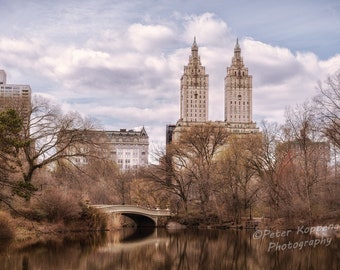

{"left": 0, "top": 69, "right": 31, "bottom": 120}
{"left": 225, "top": 39, "right": 253, "bottom": 123}
{"left": 167, "top": 38, "right": 258, "bottom": 144}
{"left": 180, "top": 37, "right": 209, "bottom": 123}
{"left": 224, "top": 40, "right": 258, "bottom": 134}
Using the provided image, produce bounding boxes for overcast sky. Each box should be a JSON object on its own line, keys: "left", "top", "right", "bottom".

{"left": 1, "top": 0, "right": 339, "bottom": 146}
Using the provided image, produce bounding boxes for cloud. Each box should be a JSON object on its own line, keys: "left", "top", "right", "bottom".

{"left": 242, "top": 39, "right": 340, "bottom": 123}
{"left": 243, "top": 40, "right": 303, "bottom": 85}
{"left": 0, "top": 11, "right": 339, "bottom": 148}
{"left": 127, "top": 24, "right": 176, "bottom": 52}
{"left": 183, "top": 13, "right": 231, "bottom": 46}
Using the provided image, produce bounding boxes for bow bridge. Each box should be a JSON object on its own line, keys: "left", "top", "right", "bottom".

{"left": 91, "top": 204, "right": 172, "bottom": 227}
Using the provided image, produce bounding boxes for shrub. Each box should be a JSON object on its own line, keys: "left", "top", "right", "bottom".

{"left": 0, "top": 211, "right": 15, "bottom": 239}
{"left": 35, "top": 189, "right": 81, "bottom": 223}
{"left": 79, "top": 205, "right": 107, "bottom": 231}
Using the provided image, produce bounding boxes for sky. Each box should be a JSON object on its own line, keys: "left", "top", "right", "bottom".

{"left": 0, "top": 0, "right": 339, "bottom": 147}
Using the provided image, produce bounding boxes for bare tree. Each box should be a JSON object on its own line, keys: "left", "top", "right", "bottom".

{"left": 175, "top": 123, "right": 229, "bottom": 220}
{"left": 216, "top": 135, "right": 260, "bottom": 224}
{"left": 142, "top": 146, "right": 194, "bottom": 214}
{"left": 1, "top": 96, "right": 104, "bottom": 200}
{"left": 114, "top": 170, "right": 134, "bottom": 205}
{"left": 51, "top": 154, "right": 121, "bottom": 206}
{"left": 314, "top": 71, "right": 340, "bottom": 149}
{"left": 313, "top": 72, "right": 340, "bottom": 214}
{"left": 130, "top": 176, "right": 170, "bottom": 209}
{"left": 245, "top": 121, "right": 291, "bottom": 219}
{"left": 283, "top": 101, "right": 330, "bottom": 224}
{"left": 143, "top": 123, "right": 228, "bottom": 219}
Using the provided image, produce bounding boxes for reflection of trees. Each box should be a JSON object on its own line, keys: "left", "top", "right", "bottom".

{"left": 175, "top": 239, "right": 190, "bottom": 270}
{"left": 165, "top": 230, "right": 262, "bottom": 269}
{"left": 1, "top": 229, "right": 339, "bottom": 269}
{"left": 0, "top": 233, "right": 108, "bottom": 270}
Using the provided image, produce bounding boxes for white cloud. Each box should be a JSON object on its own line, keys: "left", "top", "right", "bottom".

{"left": 320, "top": 54, "right": 340, "bottom": 75}
{"left": 127, "top": 24, "right": 176, "bottom": 52}
{"left": 242, "top": 39, "right": 340, "bottom": 123}
{"left": 0, "top": 10, "right": 339, "bottom": 149}
{"left": 183, "top": 13, "right": 231, "bottom": 46}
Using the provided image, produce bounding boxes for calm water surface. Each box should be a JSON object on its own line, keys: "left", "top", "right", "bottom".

{"left": 0, "top": 227, "right": 339, "bottom": 270}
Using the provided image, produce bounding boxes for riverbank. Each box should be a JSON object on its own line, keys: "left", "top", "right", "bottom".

{"left": 2, "top": 207, "right": 340, "bottom": 249}
{"left": 0, "top": 206, "right": 108, "bottom": 246}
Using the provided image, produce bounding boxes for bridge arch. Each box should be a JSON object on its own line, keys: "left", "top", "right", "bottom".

{"left": 121, "top": 213, "right": 156, "bottom": 227}
{"left": 91, "top": 205, "right": 171, "bottom": 228}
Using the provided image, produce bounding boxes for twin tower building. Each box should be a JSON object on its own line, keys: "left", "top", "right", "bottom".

{"left": 167, "top": 38, "right": 259, "bottom": 144}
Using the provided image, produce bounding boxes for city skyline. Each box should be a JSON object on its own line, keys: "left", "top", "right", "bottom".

{"left": 0, "top": 0, "right": 339, "bottom": 146}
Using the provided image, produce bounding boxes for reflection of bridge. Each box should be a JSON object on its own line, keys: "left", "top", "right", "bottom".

{"left": 97, "top": 228, "right": 169, "bottom": 253}
{"left": 91, "top": 205, "right": 172, "bottom": 227}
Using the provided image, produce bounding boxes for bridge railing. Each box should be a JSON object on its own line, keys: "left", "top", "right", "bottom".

{"left": 91, "top": 204, "right": 172, "bottom": 216}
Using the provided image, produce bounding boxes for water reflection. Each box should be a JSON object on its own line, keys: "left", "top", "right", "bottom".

{"left": 121, "top": 226, "right": 155, "bottom": 242}
{"left": 0, "top": 228, "right": 339, "bottom": 270}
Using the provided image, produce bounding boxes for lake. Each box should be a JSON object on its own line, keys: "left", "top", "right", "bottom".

{"left": 0, "top": 227, "right": 339, "bottom": 269}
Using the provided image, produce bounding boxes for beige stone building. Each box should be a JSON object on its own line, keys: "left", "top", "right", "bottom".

{"left": 59, "top": 127, "right": 149, "bottom": 171}
{"left": 105, "top": 127, "right": 149, "bottom": 171}
{"left": 180, "top": 37, "right": 209, "bottom": 123}
{"left": 168, "top": 39, "right": 259, "bottom": 143}
{"left": 224, "top": 39, "right": 258, "bottom": 134}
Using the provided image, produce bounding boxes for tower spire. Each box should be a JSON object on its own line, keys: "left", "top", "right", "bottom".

{"left": 235, "top": 38, "right": 240, "bottom": 49}
{"left": 191, "top": 36, "right": 199, "bottom": 59}
{"left": 193, "top": 36, "right": 197, "bottom": 46}
{"left": 192, "top": 36, "right": 198, "bottom": 51}
{"left": 233, "top": 38, "right": 242, "bottom": 66}
{"left": 234, "top": 38, "right": 241, "bottom": 54}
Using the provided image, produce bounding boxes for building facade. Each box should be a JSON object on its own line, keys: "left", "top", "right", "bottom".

{"left": 60, "top": 127, "right": 149, "bottom": 171}
{"left": 225, "top": 39, "right": 252, "bottom": 123}
{"left": 105, "top": 127, "right": 149, "bottom": 171}
{"left": 180, "top": 37, "right": 209, "bottom": 123}
{"left": 0, "top": 70, "right": 31, "bottom": 119}
{"left": 224, "top": 39, "right": 258, "bottom": 134}
{"left": 168, "top": 39, "right": 259, "bottom": 144}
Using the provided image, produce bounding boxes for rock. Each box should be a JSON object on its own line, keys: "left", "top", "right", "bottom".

{"left": 166, "top": 221, "right": 186, "bottom": 230}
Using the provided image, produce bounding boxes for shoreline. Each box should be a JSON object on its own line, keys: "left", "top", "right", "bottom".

{"left": 4, "top": 216, "right": 339, "bottom": 250}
